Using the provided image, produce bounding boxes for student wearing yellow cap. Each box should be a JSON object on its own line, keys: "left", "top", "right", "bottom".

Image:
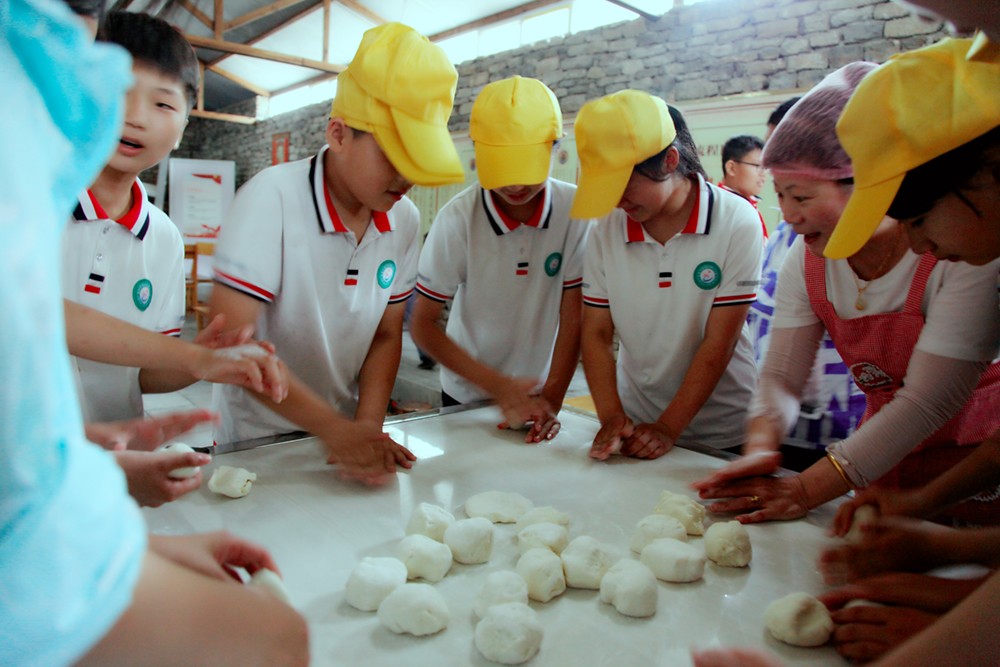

{"left": 574, "top": 91, "right": 763, "bottom": 461}
{"left": 209, "top": 23, "right": 464, "bottom": 483}
{"left": 411, "top": 76, "right": 587, "bottom": 441}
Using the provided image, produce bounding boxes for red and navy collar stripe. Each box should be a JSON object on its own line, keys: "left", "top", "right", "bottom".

{"left": 73, "top": 179, "right": 151, "bottom": 240}
{"left": 310, "top": 146, "right": 393, "bottom": 235}
{"left": 481, "top": 186, "right": 552, "bottom": 236}
{"left": 625, "top": 175, "right": 714, "bottom": 243}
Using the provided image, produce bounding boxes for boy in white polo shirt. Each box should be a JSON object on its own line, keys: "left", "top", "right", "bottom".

{"left": 574, "top": 91, "right": 762, "bottom": 460}
{"left": 411, "top": 76, "right": 587, "bottom": 442}
{"left": 210, "top": 22, "right": 464, "bottom": 483}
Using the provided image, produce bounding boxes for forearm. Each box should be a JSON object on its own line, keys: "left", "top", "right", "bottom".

{"left": 541, "top": 292, "right": 582, "bottom": 410}
{"left": 581, "top": 328, "right": 624, "bottom": 422}
{"left": 657, "top": 337, "right": 737, "bottom": 438}
{"left": 139, "top": 367, "right": 196, "bottom": 394}
{"left": 928, "top": 527, "right": 1000, "bottom": 568}
{"left": 918, "top": 433, "right": 1000, "bottom": 518}
{"left": 251, "top": 373, "right": 350, "bottom": 439}
{"left": 749, "top": 323, "right": 823, "bottom": 439}
{"left": 797, "top": 457, "right": 853, "bottom": 510}
{"left": 411, "top": 310, "right": 508, "bottom": 396}
{"left": 354, "top": 330, "right": 401, "bottom": 425}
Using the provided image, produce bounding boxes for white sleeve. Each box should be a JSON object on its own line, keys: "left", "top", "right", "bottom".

{"left": 916, "top": 258, "right": 1000, "bottom": 362}
{"left": 712, "top": 197, "right": 763, "bottom": 307}
{"left": 562, "top": 219, "right": 589, "bottom": 289}
{"left": 389, "top": 208, "right": 420, "bottom": 304}
{"left": 155, "top": 228, "right": 186, "bottom": 336}
{"left": 415, "top": 196, "right": 469, "bottom": 302}
{"left": 749, "top": 323, "right": 825, "bottom": 432}
{"left": 772, "top": 239, "right": 821, "bottom": 328}
{"left": 582, "top": 221, "right": 609, "bottom": 308}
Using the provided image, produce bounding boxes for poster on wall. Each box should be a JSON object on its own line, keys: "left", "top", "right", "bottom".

{"left": 167, "top": 158, "right": 235, "bottom": 241}
{"left": 272, "top": 132, "right": 290, "bottom": 165}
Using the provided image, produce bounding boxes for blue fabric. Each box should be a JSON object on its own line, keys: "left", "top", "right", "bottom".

{"left": 0, "top": 1, "right": 146, "bottom": 665}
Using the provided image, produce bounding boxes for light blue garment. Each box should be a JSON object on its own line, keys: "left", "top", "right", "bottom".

{"left": 0, "top": 1, "right": 146, "bottom": 665}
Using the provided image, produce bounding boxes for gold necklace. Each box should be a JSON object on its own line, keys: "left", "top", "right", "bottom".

{"left": 847, "top": 232, "right": 904, "bottom": 311}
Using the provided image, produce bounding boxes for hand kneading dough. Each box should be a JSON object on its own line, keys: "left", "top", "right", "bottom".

{"left": 599, "top": 559, "right": 658, "bottom": 617}
{"left": 207, "top": 465, "right": 257, "bottom": 498}
{"left": 474, "top": 571, "right": 530, "bottom": 618}
{"left": 406, "top": 502, "right": 455, "bottom": 542}
{"left": 249, "top": 568, "right": 291, "bottom": 604}
{"left": 377, "top": 583, "right": 449, "bottom": 636}
{"left": 514, "top": 506, "right": 571, "bottom": 532}
{"left": 704, "top": 521, "right": 752, "bottom": 567}
{"left": 443, "top": 517, "right": 494, "bottom": 564}
{"left": 652, "top": 490, "right": 706, "bottom": 535}
{"left": 396, "top": 534, "right": 452, "bottom": 582}
{"left": 630, "top": 514, "right": 687, "bottom": 554}
{"left": 345, "top": 556, "right": 408, "bottom": 611}
{"left": 844, "top": 504, "right": 879, "bottom": 545}
{"left": 159, "top": 442, "right": 200, "bottom": 479}
{"left": 516, "top": 548, "right": 566, "bottom": 602}
{"left": 640, "top": 538, "right": 706, "bottom": 583}
{"left": 465, "top": 491, "right": 534, "bottom": 523}
{"left": 474, "top": 603, "right": 543, "bottom": 665}
{"left": 517, "top": 522, "right": 569, "bottom": 555}
{"left": 560, "top": 536, "right": 616, "bottom": 589}
{"left": 764, "top": 592, "right": 833, "bottom": 647}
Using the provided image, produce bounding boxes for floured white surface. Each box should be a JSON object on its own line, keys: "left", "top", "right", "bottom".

{"left": 144, "top": 406, "right": 846, "bottom": 666}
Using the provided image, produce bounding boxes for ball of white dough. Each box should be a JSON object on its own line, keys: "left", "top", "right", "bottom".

{"left": 515, "top": 548, "right": 566, "bottom": 602}
{"left": 405, "top": 502, "right": 455, "bottom": 542}
{"left": 640, "top": 537, "right": 706, "bottom": 583}
{"left": 474, "top": 571, "right": 530, "bottom": 618}
{"left": 474, "top": 602, "right": 543, "bottom": 665}
{"left": 443, "top": 517, "right": 494, "bottom": 564}
{"left": 396, "top": 534, "right": 453, "bottom": 582}
{"left": 377, "top": 583, "right": 449, "bottom": 636}
{"left": 465, "top": 491, "right": 534, "bottom": 523}
{"left": 517, "top": 522, "right": 569, "bottom": 555}
{"left": 652, "top": 490, "right": 706, "bottom": 535}
{"left": 159, "top": 442, "right": 200, "bottom": 479}
{"left": 764, "top": 592, "right": 834, "bottom": 647}
{"left": 514, "top": 506, "right": 571, "bottom": 532}
{"left": 207, "top": 465, "right": 257, "bottom": 498}
{"left": 630, "top": 514, "right": 687, "bottom": 554}
{"left": 599, "top": 559, "right": 658, "bottom": 618}
{"left": 345, "top": 556, "right": 408, "bottom": 611}
{"left": 560, "top": 536, "right": 616, "bottom": 589}
{"left": 704, "top": 521, "right": 752, "bottom": 567}
{"left": 844, "top": 504, "right": 879, "bottom": 545}
{"left": 249, "top": 568, "right": 291, "bottom": 604}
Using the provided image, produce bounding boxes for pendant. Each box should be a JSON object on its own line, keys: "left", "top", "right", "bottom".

{"left": 855, "top": 294, "right": 867, "bottom": 311}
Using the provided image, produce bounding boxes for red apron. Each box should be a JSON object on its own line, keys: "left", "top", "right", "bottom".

{"left": 806, "top": 251, "right": 1000, "bottom": 524}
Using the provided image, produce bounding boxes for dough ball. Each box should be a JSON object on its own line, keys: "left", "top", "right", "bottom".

{"left": 599, "top": 559, "right": 658, "bottom": 618}
{"left": 474, "top": 571, "right": 529, "bottom": 618}
{"left": 517, "top": 522, "right": 569, "bottom": 555}
{"left": 630, "top": 514, "right": 687, "bottom": 554}
{"left": 844, "top": 505, "right": 879, "bottom": 545}
{"left": 249, "top": 568, "right": 291, "bottom": 604}
{"left": 405, "top": 502, "right": 455, "bottom": 542}
{"left": 474, "top": 602, "right": 543, "bottom": 665}
{"left": 704, "top": 521, "right": 752, "bottom": 567}
{"left": 215, "top": 343, "right": 270, "bottom": 360}
{"left": 377, "top": 583, "right": 449, "bottom": 636}
{"left": 207, "top": 465, "right": 257, "bottom": 498}
{"left": 159, "top": 442, "right": 201, "bottom": 480}
{"left": 345, "top": 556, "right": 408, "bottom": 611}
{"left": 514, "top": 506, "right": 571, "bottom": 532}
{"left": 515, "top": 548, "right": 566, "bottom": 602}
{"left": 652, "top": 490, "right": 706, "bottom": 535}
{"left": 560, "top": 536, "right": 616, "bottom": 589}
{"left": 465, "top": 491, "right": 534, "bottom": 523}
{"left": 640, "top": 537, "right": 706, "bottom": 583}
{"left": 396, "top": 534, "right": 453, "bottom": 582}
{"left": 443, "top": 517, "right": 494, "bottom": 564}
{"left": 764, "top": 592, "right": 833, "bottom": 647}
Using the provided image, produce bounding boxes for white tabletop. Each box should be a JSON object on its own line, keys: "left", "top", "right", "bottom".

{"left": 144, "top": 406, "right": 846, "bottom": 666}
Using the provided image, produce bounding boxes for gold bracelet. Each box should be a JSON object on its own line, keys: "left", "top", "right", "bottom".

{"left": 826, "top": 451, "right": 856, "bottom": 490}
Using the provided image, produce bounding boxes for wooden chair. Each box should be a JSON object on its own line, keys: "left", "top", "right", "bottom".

{"left": 185, "top": 242, "right": 215, "bottom": 331}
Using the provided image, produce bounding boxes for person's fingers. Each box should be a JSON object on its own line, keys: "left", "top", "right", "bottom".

{"left": 836, "top": 640, "right": 886, "bottom": 664}
{"left": 545, "top": 421, "right": 560, "bottom": 440}
{"left": 260, "top": 355, "right": 287, "bottom": 403}
{"left": 734, "top": 507, "right": 773, "bottom": 524}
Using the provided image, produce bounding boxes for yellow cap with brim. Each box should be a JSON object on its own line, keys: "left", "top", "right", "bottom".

{"left": 825, "top": 37, "right": 1000, "bottom": 259}
{"left": 470, "top": 76, "right": 563, "bottom": 190}
{"left": 330, "top": 22, "right": 464, "bottom": 187}
{"left": 570, "top": 90, "right": 676, "bottom": 220}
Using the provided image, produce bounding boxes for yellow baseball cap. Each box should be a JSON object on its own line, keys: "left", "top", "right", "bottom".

{"left": 469, "top": 76, "right": 563, "bottom": 190}
{"left": 825, "top": 37, "right": 1000, "bottom": 259}
{"left": 570, "top": 90, "right": 676, "bottom": 219}
{"left": 331, "top": 22, "right": 464, "bottom": 186}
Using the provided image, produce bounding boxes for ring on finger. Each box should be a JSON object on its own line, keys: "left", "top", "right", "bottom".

{"left": 748, "top": 495, "right": 763, "bottom": 507}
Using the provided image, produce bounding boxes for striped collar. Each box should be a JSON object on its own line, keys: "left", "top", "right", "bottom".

{"left": 717, "top": 181, "right": 761, "bottom": 209}
{"left": 72, "top": 179, "right": 151, "bottom": 240}
{"left": 482, "top": 185, "right": 552, "bottom": 236}
{"left": 626, "top": 175, "right": 714, "bottom": 243}
{"left": 309, "top": 146, "right": 393, "bottom": 235}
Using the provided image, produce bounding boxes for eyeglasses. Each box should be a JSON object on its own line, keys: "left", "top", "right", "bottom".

{"left": 735, "top": 160, "right": 765, "bottom": 172}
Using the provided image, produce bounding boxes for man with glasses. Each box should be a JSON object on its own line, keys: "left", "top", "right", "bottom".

{"left": 719, "top": 134, "right": 768, "bottom": 239}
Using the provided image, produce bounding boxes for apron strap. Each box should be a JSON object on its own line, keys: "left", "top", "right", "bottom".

{"left": 902, "top": 252, "right": 938, "bottom": 315}
{"left": 804, "top": 248, "right": 829, "bottom": 308}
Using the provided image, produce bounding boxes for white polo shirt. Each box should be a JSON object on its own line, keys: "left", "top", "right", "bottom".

{"left": 582, "top": 176, "right": 762, "bottom": 449}
{"left": 416, "top": 179, "right": 588, "bottom": 402}
{"left": 212, "top": 146, "right": 420, "bottom": 444}
{"left": 61, "top": 179, "right": 185, "bottom": 422}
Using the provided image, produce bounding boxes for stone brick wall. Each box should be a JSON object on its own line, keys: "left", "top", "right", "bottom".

{"left": 181, "top": 0, "right": 948, "bottom": 189}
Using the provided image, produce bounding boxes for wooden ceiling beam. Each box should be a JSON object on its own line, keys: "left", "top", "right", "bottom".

{"left": 270, "top": 71, "right": 337, "bottom": 97}
{"left": 206, "top": 1, "right": 323, "bottom": 67}
{"left": 176, "top": 0, "right": 213, "bottom": 31}
{"left": 214, "top": 0, "right": 225, "bottom": 38}
{"left": 191, "top": 109, "right": 256, "bottom": 124}
{"left": 427, "top": 0, "right": 565, "bottom": 42}
{"left": 186, "top": 33, "right": 345, "bottom": 73}
{"left": 603, "top": 0, "right": 660, "bottom": 22}
{"left": 207, "top": 64, "right": 273, "bottom": 97}
{"left": 322, "top": 0, "right": 331, "bottom": 61}
{"left": 337, "top": 0, "right": 385, "bottom": 25}
{"left": 224, "top": 0, "right": 307, "bottom": 32}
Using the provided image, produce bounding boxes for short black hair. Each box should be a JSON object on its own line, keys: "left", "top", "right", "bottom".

{"left": 722, "top": 135, "right": 764, "bottom": 171}
{"left": 636, "top": 104, "right": 707, "bottom": 182}
{"left": 768, "top": 97, "right": 801, "bottom": 128}
{"left": 64, "top": 0, "right": 105, "bottom": 20}
{"left": 99, "top": 11, "right": 200, "bottom": 110}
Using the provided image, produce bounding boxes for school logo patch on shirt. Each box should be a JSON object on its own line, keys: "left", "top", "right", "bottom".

{"left": 544, "top": 252, "right": 562, "bottom": 277}
{"left": 693, "top": 261, "right": 721, "bottom": 290}
{"left": 132, "top": 278, "right": 153, "bottom": 311}
{"left": 377, "top": 260, "right": 396, "bottom": 289}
